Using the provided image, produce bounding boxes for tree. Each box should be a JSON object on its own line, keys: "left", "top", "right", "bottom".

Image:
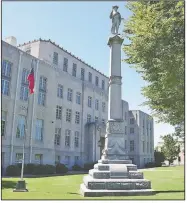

{"left": 161, "top": 134, "right": 180, "bottom": 165}
{"left": 123, "top": 1, "right": 184, "bottom": 126}
{"left": 154, "top": 150, "right": 165, "bottom": 167}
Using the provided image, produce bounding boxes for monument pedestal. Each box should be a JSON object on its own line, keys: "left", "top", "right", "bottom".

{"left": 80, "top": 120, "right": 155, "bottom": 196}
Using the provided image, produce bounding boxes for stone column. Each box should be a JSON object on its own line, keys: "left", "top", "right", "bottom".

{"left": 101, "top": 35, "right": 128, "bottom": 161}
{"left": 108, "top": 35, "right": 124, "bottom": 120}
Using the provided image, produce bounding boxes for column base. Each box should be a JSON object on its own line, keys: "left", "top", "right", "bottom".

{"left": 13, "top": 180, "right": 28, "bottom": 192}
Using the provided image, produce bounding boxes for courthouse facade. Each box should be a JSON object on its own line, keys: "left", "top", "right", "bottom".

{"left": 2, "top": 37, "right": 154, "bottom": 169}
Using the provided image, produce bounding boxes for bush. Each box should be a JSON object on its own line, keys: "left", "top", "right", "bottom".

{"left": 83, "top": 162, "right": 97, "bottom": 171}
{"left": 72, "top": 164, "right": 82, "bottom": 171}
{"left": 32, "top": 164, "right": 45, "bottom": 175}
{"left": 6, "top": 165, "right": 20, "bottom": 176}
{"left": 25, "top": 163, "right": 36, "bottom": 174}
{"left": 55, "top": 163, "right": 68, "bottom": 174}
{"left": 45, "top": 164, "right": 55, "bottom": 174}
{"left": 145, "top": 162, "right": 155, "bottom": 168}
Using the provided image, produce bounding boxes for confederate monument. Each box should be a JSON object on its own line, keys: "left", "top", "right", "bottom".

{"left": 80, "top": 6, "right": 154, "bottom": 196}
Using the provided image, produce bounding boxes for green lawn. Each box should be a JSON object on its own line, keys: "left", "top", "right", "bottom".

{"left": 2, "top": 166, "right": 184, "bottom": 200}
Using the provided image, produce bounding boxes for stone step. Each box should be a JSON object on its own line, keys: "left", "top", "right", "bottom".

{"left": 98, "top": 159, "right": 132, "bottom": 164}
{"left": 83, "top": 175, "right": 151, "bottom": 190}
{"left": 94, "top": 163, "right": 137, "bottom": 172}
{"left": 89, "top": 169, "right": 129, "bottom": 179}
{"left": 128, "top": 171, "right": 144, "bottom": 179}
{"left": 80, "top": 184, "right": 155, "bottom": 197}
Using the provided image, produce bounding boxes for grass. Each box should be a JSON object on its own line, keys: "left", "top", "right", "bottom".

{"left": 2, "top": 166, "right": 184, "bottom": 200}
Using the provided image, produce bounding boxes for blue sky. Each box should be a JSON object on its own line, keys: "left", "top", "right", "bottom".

{"left": 2, "top": 1, "right": 175, "bottom": 146}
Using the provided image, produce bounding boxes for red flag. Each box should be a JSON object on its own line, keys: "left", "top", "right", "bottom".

{"left": 27, "top": 66, "right": 34, "bottom": 94}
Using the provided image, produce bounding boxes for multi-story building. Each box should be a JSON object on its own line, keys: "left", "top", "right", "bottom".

{"left": 2, "top": 36, "right": 154, "bottom": 169}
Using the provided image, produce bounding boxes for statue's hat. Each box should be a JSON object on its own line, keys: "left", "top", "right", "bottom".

{"left": 112, "top": 5, "right": 119, "bottom": 9}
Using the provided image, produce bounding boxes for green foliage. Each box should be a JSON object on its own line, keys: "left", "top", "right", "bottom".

{"left": 55, "top": 163, "right": 68, "bottom": 174}
{"left": 154, "top": 150, "right": 165, "bottom": 166}
{"left": 123, "top": 0, "right": 184, "bottom": 126}
{"left": 83, "top": 162, "right": 97, "bottom": 171}
{"left": 144, "top": 162, "right": 155, "bottom": 168}
{"left": 6, "top": 165, "right": 20, "bottom": 176}
{"left": 161, "top": 134, "right": 180, "bottom": 164}
{"left": 45, "top": 164, "right": 56, "bottom": 174}
{"left": 32, "top": 164, "right": 46, "bottom": 175}
{"left": 72, "top": 164, "right": 82, "bottom": 171}
{"left": 25, "top": 163, "right": 36, "bottom": 174}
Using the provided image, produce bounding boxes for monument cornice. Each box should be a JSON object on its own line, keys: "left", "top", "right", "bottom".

{"left": 107, "top": 35, "right": 124, "bottom": 46}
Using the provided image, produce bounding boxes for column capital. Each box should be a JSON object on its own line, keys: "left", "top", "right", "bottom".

{"left": 107, "top": 35, "right": 124, "bottom": 46}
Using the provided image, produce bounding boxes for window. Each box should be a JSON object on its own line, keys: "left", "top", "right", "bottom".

{"left": 39, "top": 76, "right": 47, "bottom": 91}
{"left": 81, "top": 68, "right": 85, "bottom": 80}
{"left": 125, "top": 126, "right": 127, "bottom": 135}
{"left": 102, "top": 119, "right": 105, "bottom": 124}
{"left": 63, "top": 58, "right": 68, "bottom": 72}
{"left": 56, "top": 105, "right": 62, "bottom": 120}
{"left": 125, "top": 140, "right": 127, "bottom": 149}
{"left": 143, "top": 141, "right": 145, "bottom": 153}
{"left": 35, "top": 154, "right": 43, "bottom": 164}
{"left": 102, "top": 80, "right": 105, "bottom": 90}
{"left": 95, "top": 116, "right": 98, "bottom": 122}
{"left": 57, "top": 84, "right": 63, "bottom": 98}
{"left": 2, "top": 60, "right": 11, "bottom": 78}
{"left": 130, "top": 140, "right": 135, "bottom": 152}
{"left": 35, "top": 119, "right": 44, "bottom": 141}
{"left": 74, "top": 131, "right": 79, "bottom": 148}
{"left": 54, "top": 128, "right": 61, "bottom": 146}
{"left": 66, "top": 109, "right": 72, "bottom": 122}
{"left": 88, "top": 96, "right": 92, "bottom": 108}
{"left": 95, "top": 76, "right": 99, "bottom": 86}
{"left": 102, "top": 102, "right": 106, "bottom": 112}
{"left": 87, "top": 114, "right": 91, "bottom": 123}
{"left": 2, "top": 60, "right": 12, "bottom": 96}
{"left": 2, "top": 79, "right": 10, "bottom": 96}
{"left": 65, "top": 156, "right": 70, "bottom": 165}
{"left": 20, "top": 86, "right": 29, "bottom": 101}
{"left": 130, "top": 118, "right": 134, "bottom": 124}
{"left": 67, "top": 88, "right": 73, "bottom": 102}
{"left": 15, "top": 153, "right": 23, "bottom": 163}
{"left": 76, "top": 92, "right": 81, "bottom": 104}
{"left": 130, "top": 128, "right": 134, "bottom": 134}
{"left": 16, "top": 115, "right": 26, "bottom": 138}
{"left": 1, "top": 111, "right": 6, "bottom": 137}
{"left": 65, "top": 130, "right": 71, "bottom": 147}
{"left": 75, "top": 156, "right": 79, "bottom": 164}
{"left": 55, "top": 155, "right": 60, "bottom": 164}
{"left": 75, "top": 111, "right": 80, "bottom": 124}
{"left": 38, "top": 76, "right": 47, "bottom": 106}
{"left": 21, "top": 69, "right": 29, "bottom": 84}
{"left": 147, "top": 142, "right": 149, "bottom": 153}
{"left": 95, "top": 99, "right": 99, "bottom": 110}
{"left": 72, "top": 63, "right": 77, "bottom": 77}
{"left": 88, "top": 72, "right": 92, "bottom": 82}
{"left": 53, "top": 52, "right": 58, "bottom": 65}
{"left": 38, "top": 92, "right": 46, "bottom": 106}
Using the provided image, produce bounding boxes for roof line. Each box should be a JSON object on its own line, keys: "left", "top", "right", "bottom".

{"left": 18, "top": 38, "right": 109, "bottom": 79}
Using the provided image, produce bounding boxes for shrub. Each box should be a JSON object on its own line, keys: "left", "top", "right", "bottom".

{"left": 45, "top": 164, "right": 55, "bottom": 174}
{"left": 145, "top": 162, "right": 155, "bottom": 168}
{"left": 55, "top": 163, "right": 68, "bottom": 174}
{"left": 32, "top": 164, "right": 45, "bottom": 175}
{"left": 83, "top": 162, "right": 97, "bottom": 171}
{"left": 25, "top": 163, "right": 36, "bottom": 174}
{"left": 72, "top": 164, "right": 82, "bottom": 171}
{"left": 6, "top": 165, "right": 20, "bottom": 176}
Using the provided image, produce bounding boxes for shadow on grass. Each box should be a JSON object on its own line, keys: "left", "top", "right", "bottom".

{"left": 155, "top": 190, "right": 184, "bottom": 194}
{"left": 2, "top": 180, "right": 17, "bottom": 189}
